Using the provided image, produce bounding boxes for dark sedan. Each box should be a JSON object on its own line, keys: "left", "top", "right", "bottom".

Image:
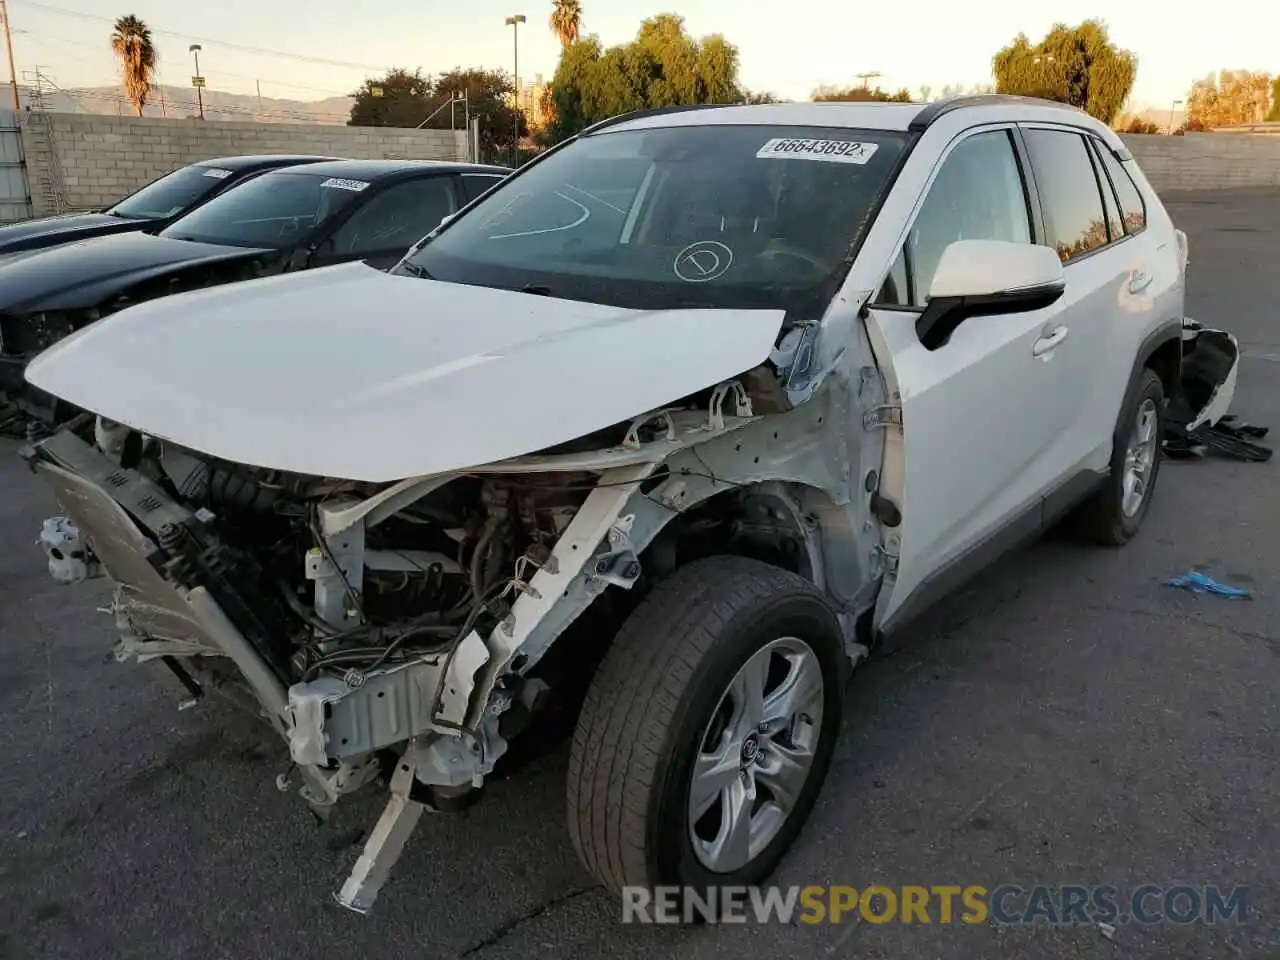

{"left": 0, "top": 155, "right": 338, "bottom": 261}
{"left": 0, "top": 158, "right": 509, "bottom": 422}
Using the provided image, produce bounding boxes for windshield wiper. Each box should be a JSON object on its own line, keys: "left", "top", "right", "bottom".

{"left": 518, "top": 284, "right": 553, "bottom": 296}
{"left": 396, "top": 262, "right": 432, "bottom": 279}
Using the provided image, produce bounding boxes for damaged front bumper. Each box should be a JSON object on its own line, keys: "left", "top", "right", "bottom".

{"left": 20, "top": 418, "right": 686, "bottom": 912}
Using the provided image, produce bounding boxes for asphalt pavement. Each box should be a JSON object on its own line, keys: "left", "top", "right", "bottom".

{"left": 0, "top": 189, "right": 1277, "bottom": 959}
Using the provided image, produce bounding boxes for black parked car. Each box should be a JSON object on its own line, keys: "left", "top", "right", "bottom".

{"left": 0, "top": 159, "right": 510, "bottom": 423}
{"left": 0, "top": 155, "right": 338, "bottom": 261}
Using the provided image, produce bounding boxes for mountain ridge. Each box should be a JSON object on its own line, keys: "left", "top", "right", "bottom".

{"left": 15, "top": 82, "right": 355, "bottom": 125}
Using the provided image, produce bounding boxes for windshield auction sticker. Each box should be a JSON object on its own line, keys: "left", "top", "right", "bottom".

{"left": 321, "top": 178, "right": 371, "bottom": 192}
{"left": 201, "top": 168, "right": 233, "bottom": 179}
{"left": 756, "top": 138, "right": 879, "bottom": 165}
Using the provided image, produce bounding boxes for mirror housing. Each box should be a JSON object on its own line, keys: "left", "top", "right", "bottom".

{"left": 916, "top": 239, "right": 1066, "bottom": 350}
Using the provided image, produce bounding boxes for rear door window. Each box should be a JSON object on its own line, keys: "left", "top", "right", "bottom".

{"left": 1022, "top": 129, "right": 1110, "bottom": 262}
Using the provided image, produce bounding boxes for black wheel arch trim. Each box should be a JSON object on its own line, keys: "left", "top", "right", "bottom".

{"left": 1130, "top": 317, "right": 1185, "bottom": 399}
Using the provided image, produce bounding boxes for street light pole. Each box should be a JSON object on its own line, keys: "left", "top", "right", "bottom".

{"left": 1168, "top": 99, "right": 1183, "bottom": 134}
{"left": 189, "top": 43, "right": 204, "bottom": 120}
{"left": 505, "top": 14, "right": 526, "bottom": 154}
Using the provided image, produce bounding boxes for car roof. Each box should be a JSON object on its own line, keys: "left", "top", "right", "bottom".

{"left": 258, "top": 158, "right": 512, "bottom": 181}
{"left": 591, "top": 95, "right": 1122, "bottom": 149}
{"left": 192, "top": 155, "right": 338, "bottom": 171}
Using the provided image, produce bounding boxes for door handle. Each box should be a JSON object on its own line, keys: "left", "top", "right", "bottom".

{"left": 1129, "top": 267, "right": 1154, "bottom": 293}
{"left": 1032, "top": 325, "right": 1069, "bottom": 358}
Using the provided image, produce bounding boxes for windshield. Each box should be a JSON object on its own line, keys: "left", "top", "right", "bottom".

{"left": 160, "top": 171, "right": 367, "bottom": 248}
{"left": 108, "top": 164, "right": 237, "bottom": 220}
{"left": 402, "top": 124, "right": 907, "bottom": 314}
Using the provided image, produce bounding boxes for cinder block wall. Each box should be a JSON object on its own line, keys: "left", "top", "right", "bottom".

{"left": 1120, "top": 132, "right": 1280, "bottom": 193}
{"left": 21, "top": 113, "right": 472, "bottom": 216}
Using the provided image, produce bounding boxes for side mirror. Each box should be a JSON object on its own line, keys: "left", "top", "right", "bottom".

{"left": 916, "top": 239, "right": 1065, "bottom": 350}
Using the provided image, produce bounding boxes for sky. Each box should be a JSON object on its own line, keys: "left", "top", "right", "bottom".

{"left": 3, "top": 0, "right": 1277, "bottom": 111}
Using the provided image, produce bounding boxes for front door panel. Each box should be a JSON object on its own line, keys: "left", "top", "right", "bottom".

{"left": 861, "top": 127, "right": 1079, "bottom": 629}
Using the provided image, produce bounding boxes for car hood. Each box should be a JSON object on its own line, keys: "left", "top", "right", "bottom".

{"left": 0, "top": 212, "right": 146, "bottom": 256}
{"left": 26, "top": 262, "right": 787, "bottom": 483}
{"left": 0, "top": 247, "right": 59, "bottom": 269}
{"left": 0, "top": 232, "right": 269, "bottom": 313}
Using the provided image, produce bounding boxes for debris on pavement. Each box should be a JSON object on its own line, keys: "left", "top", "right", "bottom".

{"left": 1164, "top": 321, "right": 1272, "bottom": 463}
{"left": 1163, "top": 571, "right": 1253, "bottom": 599}
{"left": 1098, "top": 921, "right": 1117, "bottom": 941}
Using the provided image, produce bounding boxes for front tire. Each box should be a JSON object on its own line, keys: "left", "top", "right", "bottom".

{"left": 1076, "top": 367, "right": 1166, "bottom": 546}
{"left": 567, "top": 556, "right": 845, "bottom": 898}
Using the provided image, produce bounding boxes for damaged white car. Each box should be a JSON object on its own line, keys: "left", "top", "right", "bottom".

{"left": 20, "top": 96, "right": 1187, "bottom": 912}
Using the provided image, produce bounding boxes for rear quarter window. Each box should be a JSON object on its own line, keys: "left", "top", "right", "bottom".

{"left": 1094, "top": 145, "right": 1147, "bottom": 235}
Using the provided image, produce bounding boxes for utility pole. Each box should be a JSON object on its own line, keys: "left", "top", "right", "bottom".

{"left": 256, "top": 79, "right": 262, "bottom": 114}
{"left": 1, "top": 0, "right": 20, "bottom": 113}
{"left": 189, "top": 44, "right": 205, "bottom": 119}
{"left": 505, "top": 14, "right": 526, "bottom": 154}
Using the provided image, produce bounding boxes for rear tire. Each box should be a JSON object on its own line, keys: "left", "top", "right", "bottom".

{"left": 1075, "top": 368, "right": 1165, "bottom": 546}
{"left": 566, "top": 556, "right": 845, "bottom": 899}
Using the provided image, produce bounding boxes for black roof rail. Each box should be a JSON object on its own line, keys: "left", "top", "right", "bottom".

{"left": 908, "top": 93, "right": 1084, "bottom": 132}
{"left": 580, "top": 103, "right": 736, "bottom": 136}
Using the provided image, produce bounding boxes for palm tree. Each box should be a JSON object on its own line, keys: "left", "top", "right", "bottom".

{"left": 110, "top": 15, "right": 157, "bottom": 117}
{"left": 549, "top": 0, "right": 582, "bottom": 47}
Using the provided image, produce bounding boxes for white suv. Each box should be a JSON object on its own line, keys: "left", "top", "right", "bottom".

{"left": 22, "top": 95, "right": 1186, "bottom": 913}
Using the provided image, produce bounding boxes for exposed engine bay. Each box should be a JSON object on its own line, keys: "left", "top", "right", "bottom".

{"left": 133, "top": 436, "right": 589, "bottom": 689}
{"left": 36, "top": 416, "right": 637, "bottom": 765}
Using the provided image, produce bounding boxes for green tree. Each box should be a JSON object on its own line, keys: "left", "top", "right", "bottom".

{"left": 429, "top": 67, "right": 528, "bottom": 152}
{"left": 992, "top": 19, "right": 1136, "bottom": 124}
{"left": 542, "top": 14, "right": 743, "bottom": 143}
{"left": 349, "top": 68, "right": 433, "bottom": 128}
{"left": 812, "top": 84, "right": 912, "bottom": 102}
{"left": 1269, "top": 76, "right": 1280, "bottom": 121}
{"left": 109, "top": 15, "right": 157, "bottom": 117}
{"left": 549, "top": 0, "right": 582, "bottom": 47}
{"left": 349, "top": 67, "right": 526, "bottom": 152}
